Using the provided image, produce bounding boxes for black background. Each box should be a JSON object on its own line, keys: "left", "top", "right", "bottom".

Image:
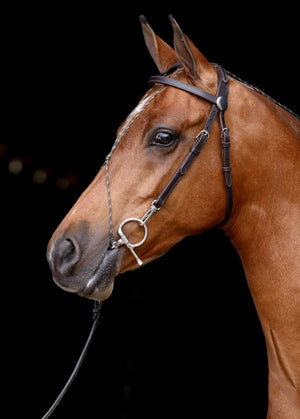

{"left": 2, "top": 3, "right": 298, "bottom": 418}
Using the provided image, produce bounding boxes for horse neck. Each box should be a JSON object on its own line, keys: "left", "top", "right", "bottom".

{"left": 225, "top": 77, "right": 300, "bottom": 269}
{"left": 224, "top": 78, "right": 300, "bottom": 410}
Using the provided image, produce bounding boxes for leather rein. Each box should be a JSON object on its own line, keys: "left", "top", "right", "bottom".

{"left": 110, "top": 63, "right": 232, "bottom": 265}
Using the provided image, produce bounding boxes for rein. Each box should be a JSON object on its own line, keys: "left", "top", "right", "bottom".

{"left": 41, "top": 301, "right": 102, "bottom": 418}
{"left": 110, "top": 64, "right": 232, "bottom": 265}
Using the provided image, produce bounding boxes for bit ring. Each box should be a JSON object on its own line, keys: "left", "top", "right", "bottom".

{"left": 118, "top": 218, "right": 148, "bottom": 248}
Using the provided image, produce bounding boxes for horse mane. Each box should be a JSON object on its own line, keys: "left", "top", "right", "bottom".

{"left": 166, "top": 63, "right": 300, "bottom": 121}
{"left": 227, "top": 70, "right": 300, "bottom": 121}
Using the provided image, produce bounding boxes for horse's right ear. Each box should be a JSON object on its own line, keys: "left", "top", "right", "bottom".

{"left": 139, "top": 15, "right": 178, "bottom": 74}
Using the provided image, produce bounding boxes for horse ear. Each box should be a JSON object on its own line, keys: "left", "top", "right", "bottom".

{"left": 140, "top": 15, "right": 178, "bottom": 74}
{"left": 169, "top": 15, "right": 216, "bottom": 86}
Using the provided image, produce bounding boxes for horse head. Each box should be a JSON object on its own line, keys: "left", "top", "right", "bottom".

{"left": 47, "top": 16, "right": 231, "bottom": 300}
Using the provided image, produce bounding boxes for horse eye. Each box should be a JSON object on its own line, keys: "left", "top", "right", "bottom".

{"left": 153, "top": 131, "right": 176, "bottom": 146}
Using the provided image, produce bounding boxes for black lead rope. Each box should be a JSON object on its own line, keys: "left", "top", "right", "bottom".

{"left": 41, "top": 301, "right": 103, "bottom": 419}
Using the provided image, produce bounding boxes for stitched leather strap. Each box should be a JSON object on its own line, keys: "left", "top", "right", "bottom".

{"left": 219, "top": 112, "right": 232, "bottom": 226}
{"left": 149, "top": 75, "right": 220, "bottom": 107}
{"left": 148, "top": 64, "right": 232, "bottom": 226}
{"left": 152, "top": 103, "right": 218, "bottom": 209}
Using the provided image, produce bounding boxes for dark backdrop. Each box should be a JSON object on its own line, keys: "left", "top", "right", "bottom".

{"left": 2, "top": 3, "right": 298, "bottom": 419}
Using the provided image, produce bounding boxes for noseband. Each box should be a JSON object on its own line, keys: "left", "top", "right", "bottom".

{"left": 110, "top": 64, "right": 232, "bottom": 265}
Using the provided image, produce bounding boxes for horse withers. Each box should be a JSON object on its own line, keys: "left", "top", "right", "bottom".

{"left": 47, "top": 16, "right": 300, "bottom": 418}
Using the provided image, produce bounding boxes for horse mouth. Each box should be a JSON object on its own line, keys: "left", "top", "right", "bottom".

{"left": 78, "top": 247, "right": 122, "bottom": 301}
{"left": 48, "top": 244, "right": 123, "bottom": 301}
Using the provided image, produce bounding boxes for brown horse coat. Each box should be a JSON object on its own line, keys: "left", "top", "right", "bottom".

{"left": 47, "top": 16, "right": 300, "bottom": 418}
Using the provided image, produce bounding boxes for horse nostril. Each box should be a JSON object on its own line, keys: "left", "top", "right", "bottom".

{"left": 63, "top": 239, "right": 76, "bottom": 261}
{"left": 52, "top": 236, "right": 81, "bottom": 276}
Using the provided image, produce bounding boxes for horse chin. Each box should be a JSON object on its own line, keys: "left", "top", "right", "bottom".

{"left": 78, "top": 247, "right": 123, "bottom": 301}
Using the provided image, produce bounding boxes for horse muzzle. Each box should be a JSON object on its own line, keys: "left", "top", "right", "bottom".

{"left": 46, "top": 222, "right": 123, "bottom": 301}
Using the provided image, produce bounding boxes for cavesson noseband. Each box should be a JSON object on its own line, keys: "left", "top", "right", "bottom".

{"left": 110, "top": 64, "right": 232, "bottom": 265}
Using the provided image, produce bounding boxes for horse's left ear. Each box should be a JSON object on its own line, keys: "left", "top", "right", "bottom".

{"left": 169, "top": 15, "right": 216, "bottom": 87}
{"left": 140, "top": 15, "right": 179, "bottom": 73}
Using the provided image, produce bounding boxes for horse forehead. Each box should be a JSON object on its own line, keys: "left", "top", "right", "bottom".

{"left": 116, "top": 86, "right": 164, "bottom": 141}
{"left": 128, "top": 88, "right": 198, "bottom": 129}
{"left": 115, "top": 80, "right": 202, "bottom": 150}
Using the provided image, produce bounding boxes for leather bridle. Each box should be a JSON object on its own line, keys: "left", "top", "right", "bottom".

{"left": 110, "top": 64, "right": 232, "bottom": 265}
{"left": 42, "top": 64, "right": 232, "bottom": 419}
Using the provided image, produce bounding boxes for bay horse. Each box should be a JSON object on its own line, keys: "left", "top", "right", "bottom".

{"left": 47, "top": 16, "right": 300, "bottom": 418}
